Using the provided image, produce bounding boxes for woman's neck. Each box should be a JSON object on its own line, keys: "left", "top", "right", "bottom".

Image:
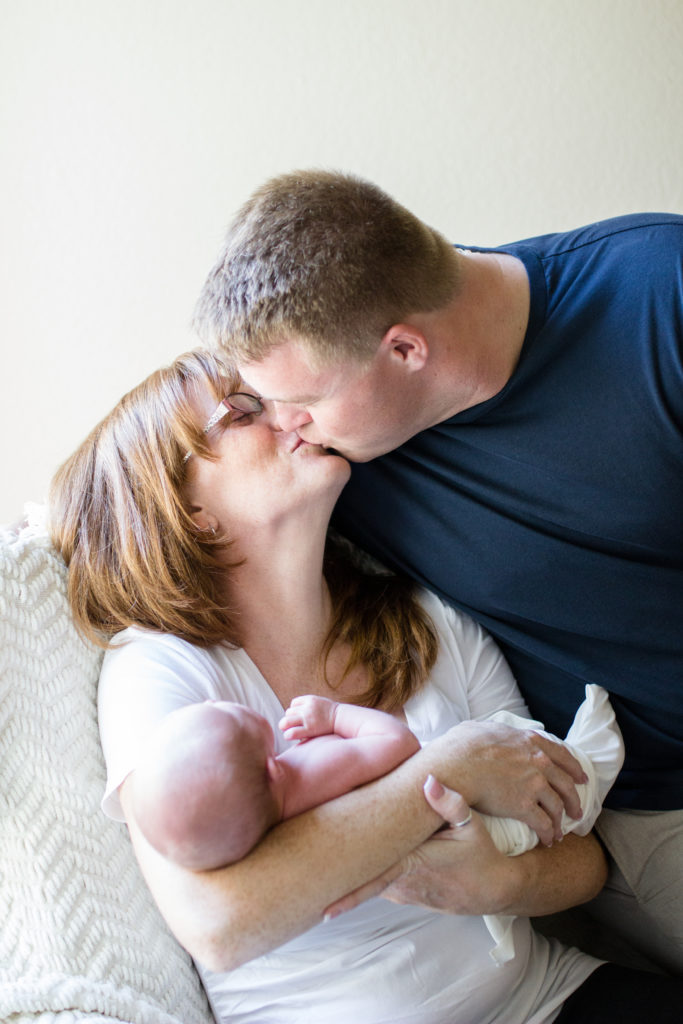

{"left": 221, "top": 519, "right": 342, "bottom": 706}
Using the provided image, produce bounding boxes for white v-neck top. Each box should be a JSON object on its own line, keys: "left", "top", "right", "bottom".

{"left": 98, "top": 589, "right": 599, "bottom": 1024}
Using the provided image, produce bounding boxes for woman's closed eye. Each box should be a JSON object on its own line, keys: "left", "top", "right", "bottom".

{"left": 200, "top": 393, "right": 265, "bottom": 440}
{"left": 209, "top": 409, "right": 257, "bottom": 433}
{"left": 227, "top": 409, "right": 260, "bottom": 426}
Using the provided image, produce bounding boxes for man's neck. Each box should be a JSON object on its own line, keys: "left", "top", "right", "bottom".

{"left": 416, "top": 250, "right": 530, "bottom": 425}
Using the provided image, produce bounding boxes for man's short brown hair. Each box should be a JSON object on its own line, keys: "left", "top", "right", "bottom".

{"left": 193, "top": 169, "right": 460, "bottom": 366}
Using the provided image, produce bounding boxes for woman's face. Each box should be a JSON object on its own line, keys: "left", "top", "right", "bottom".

{"left": 183, "top": 383, "right": 351, "bottom": 537}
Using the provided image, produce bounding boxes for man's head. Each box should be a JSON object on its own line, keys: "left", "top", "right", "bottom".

{"left": 194, "top": 169, "right": 459, "bottom": 367}
{"left": 193, "top": 170, "right": 461, "bottom": 458}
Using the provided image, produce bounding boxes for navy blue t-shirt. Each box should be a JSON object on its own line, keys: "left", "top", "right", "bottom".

{"left": 333, "top": 214, "right": 683, "bottom": 810}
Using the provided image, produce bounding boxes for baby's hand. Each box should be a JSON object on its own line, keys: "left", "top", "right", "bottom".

{"left": 279, "top": 694, "right": 338, "bottom": 741}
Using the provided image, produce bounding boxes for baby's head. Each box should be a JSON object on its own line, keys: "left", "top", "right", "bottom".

{"left": 132, "top": 701, "right": 282, "bottom": 870}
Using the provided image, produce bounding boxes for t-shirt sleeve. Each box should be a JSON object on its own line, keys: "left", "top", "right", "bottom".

{"left": 419, "top": 590, "right": 531, "bottom": 722}
{"left": 98, "top": 630, "right": 225, "bottom": 821}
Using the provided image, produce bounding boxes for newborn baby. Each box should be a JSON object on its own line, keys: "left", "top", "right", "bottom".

{"left": 130, "top": 686, "right": 623, "bottom": 963}
{"left": 130, "top": 694, "right": 420, "bottom": 870}
{"left": 131, "top": 685, "right": 622, "bottom": 868}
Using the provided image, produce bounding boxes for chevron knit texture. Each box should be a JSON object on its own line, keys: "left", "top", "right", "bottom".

{"left": 0, "top": 514, "right": 215, "bottom": 1024}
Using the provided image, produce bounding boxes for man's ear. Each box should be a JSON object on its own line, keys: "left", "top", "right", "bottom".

{"left": 379, "top": 324, "right": 429, "bottom": 371}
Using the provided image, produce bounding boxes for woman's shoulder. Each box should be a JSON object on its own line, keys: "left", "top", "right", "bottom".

{"left": 414, "top": 588, "right": 527, "bottom": 724}
{"left": 103, "top": 625, "right": 237, "bottom": 668}
{"left": 99, "top": 627, "right": 246, "bottom": 704}
{"left": 105, "top": 624, "right": 200, "bottom": 655}
{"left": 99, "top": 628, "right": 280, "bottom": 719}
{"left": 414, "top": 587, "right": 489, "bottom": 648}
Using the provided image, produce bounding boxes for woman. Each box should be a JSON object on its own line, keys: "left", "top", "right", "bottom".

{"left": 50, "top": 350, "right": 682, "bottom": 1023}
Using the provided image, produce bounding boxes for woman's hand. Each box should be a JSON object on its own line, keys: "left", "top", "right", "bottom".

{"left": 325, "top": 776, "right": 514, "bottom": 918}
{"left": 324, "top": 775, "right": 607, "bottom": 921}
{"left": 435, "top": 720, "right": 587, "bottom": 845}
{"left": 374, "top": 777, "right": 517, "bottom": 914}
{"left": 119, "top": 726, "right": 603, "bottom": 971}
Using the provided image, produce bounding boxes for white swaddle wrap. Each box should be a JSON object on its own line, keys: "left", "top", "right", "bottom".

{"left": 480, "top": 683, "right": 624, "bottom": 964}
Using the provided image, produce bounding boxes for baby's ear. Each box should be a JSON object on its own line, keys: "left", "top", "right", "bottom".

{"left": 266, "top": 755, "right": 284, "bottom": 784}
{"left": 266, "top": 755, "right": 286, "bottom": 819}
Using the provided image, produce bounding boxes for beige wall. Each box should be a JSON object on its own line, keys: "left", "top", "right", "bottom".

{"left": 2, "top": 0, "right": 682, "bottom": 523}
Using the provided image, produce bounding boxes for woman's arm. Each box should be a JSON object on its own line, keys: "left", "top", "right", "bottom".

{"left": 326, "top": 779, "right": 607, "bottom": 919}
{"left": 120, "top": 736, "right": 445, "bottom": 971}
{"left": 119, "top": 722, "right": 596, "bottom": 972}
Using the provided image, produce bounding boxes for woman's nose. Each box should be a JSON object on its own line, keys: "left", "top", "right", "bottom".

{"left": 271, "top": 402, "right": 313, "bottom": 432}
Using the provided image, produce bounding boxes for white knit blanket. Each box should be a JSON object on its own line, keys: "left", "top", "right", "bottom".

{"left": 0, "top": 514, "right": 215, "bottom": 1024}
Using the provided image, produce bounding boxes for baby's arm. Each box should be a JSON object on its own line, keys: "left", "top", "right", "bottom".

{"left": 278, "top": 696, "right": 420, "bottom": 818}
{"left": 281, "top": 694, "right": 414, "bottom": 745}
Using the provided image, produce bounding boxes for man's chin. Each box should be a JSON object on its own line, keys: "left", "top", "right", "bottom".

{"left": 325, "top": 447, "right": 354, "bottom": 468}
{"left": 324, "top": 442, "right": 381, "bottom": 463}
{"left": 326, "top": 445, "right": 364, "bottom": 463}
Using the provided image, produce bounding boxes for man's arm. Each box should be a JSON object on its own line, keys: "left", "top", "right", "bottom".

{"left": 118, "top": 723, "right": 602, "bottom": 973}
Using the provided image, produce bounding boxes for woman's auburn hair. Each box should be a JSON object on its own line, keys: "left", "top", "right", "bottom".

{"left": 49, "top": 349, "right": 438, "bottom": 710}
{"left": 50, "top": 349, "right": 239, "bottom": 650}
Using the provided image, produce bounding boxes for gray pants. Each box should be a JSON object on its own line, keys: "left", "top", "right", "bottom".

{"left": 533, "top": 807, "right": 683, "bottom": 976}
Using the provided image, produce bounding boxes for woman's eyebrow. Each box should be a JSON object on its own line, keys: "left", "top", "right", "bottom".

{"left": 263, "top": 393, "right": 317, "bottom": 405}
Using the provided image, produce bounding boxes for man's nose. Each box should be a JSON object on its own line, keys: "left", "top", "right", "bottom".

{"left": 272, "top": 402, "right": 313, "bottom": 432}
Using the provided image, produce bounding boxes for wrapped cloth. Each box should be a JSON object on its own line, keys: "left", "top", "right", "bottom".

{"left": 480, "top": 684, "right": 624, "bottom": 964}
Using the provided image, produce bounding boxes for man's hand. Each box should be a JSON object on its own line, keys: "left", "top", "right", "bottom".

{"left": 443, "top": 719, "right": 587, "bottom": 845}
{"left": 279, "top": 694, "right": 337, "bottom": 741}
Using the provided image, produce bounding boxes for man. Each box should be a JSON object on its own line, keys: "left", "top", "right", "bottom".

{"left": 194, "top": 169, "right": 683, "bottom": 973}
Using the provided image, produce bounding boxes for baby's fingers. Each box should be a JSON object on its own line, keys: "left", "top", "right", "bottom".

{"left": 280, "top": 726, "right": 310, "bottom": 741}
{"left": 278, "top": 709, "right": 305, "bottom": 732}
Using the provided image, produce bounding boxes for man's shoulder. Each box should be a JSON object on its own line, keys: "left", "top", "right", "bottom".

{"left": 498, "top": 212, "right": 683, "bottom": 260}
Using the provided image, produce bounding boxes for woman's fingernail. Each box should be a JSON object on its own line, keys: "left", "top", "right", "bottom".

{"left": 424, "top": 774, "right": 445, "bottom": 799}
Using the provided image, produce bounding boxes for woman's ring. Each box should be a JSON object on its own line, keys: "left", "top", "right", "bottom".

{"left": 453, "top": 810, "right": 473, "bottom": 828}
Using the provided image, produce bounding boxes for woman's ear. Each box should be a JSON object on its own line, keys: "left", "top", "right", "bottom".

{"left": 379, "top": 324, "right": 429, "bottom": 371}
{"left": 189, "top": 506, "right": 219, "bottom": 534}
